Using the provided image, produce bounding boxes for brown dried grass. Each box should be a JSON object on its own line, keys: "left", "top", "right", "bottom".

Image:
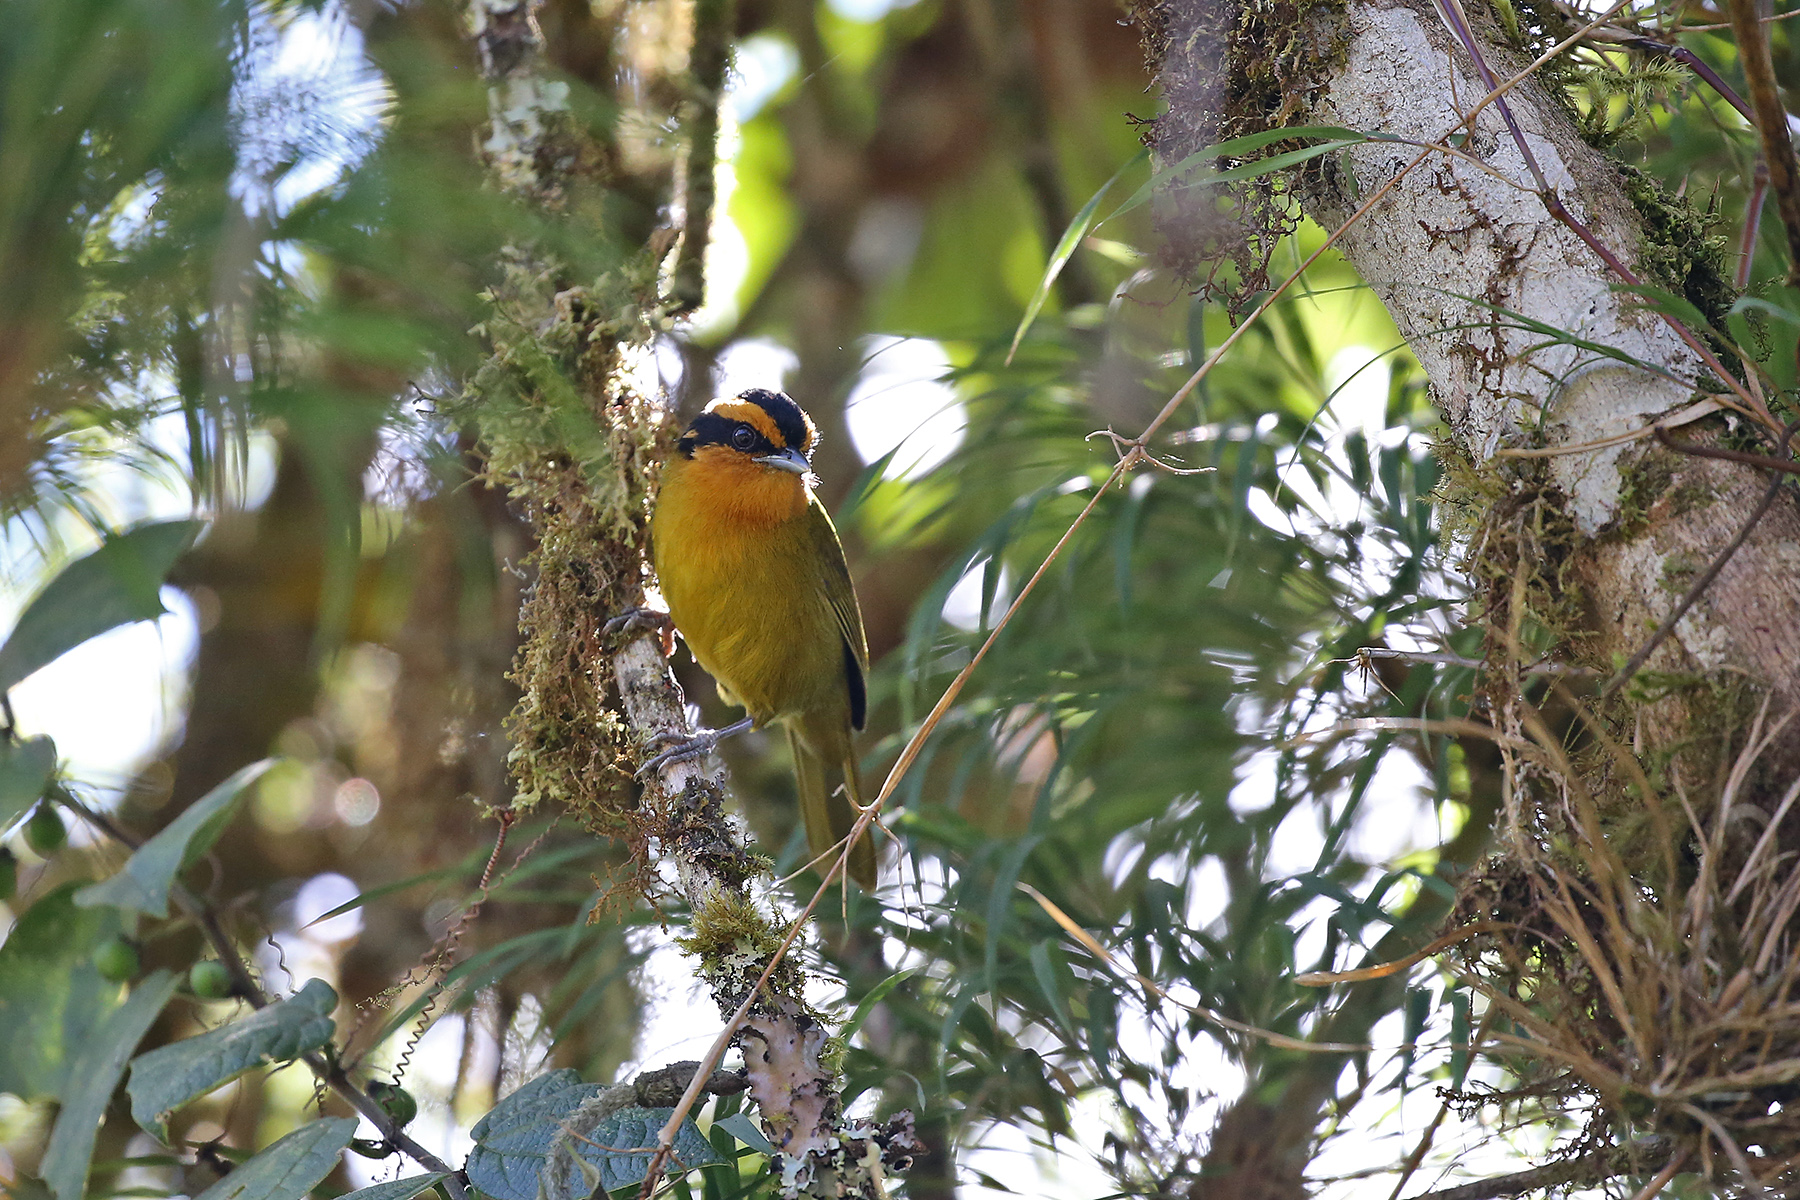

{"left": 1450, "top": 692, "right": 1800, "bottom": 1194}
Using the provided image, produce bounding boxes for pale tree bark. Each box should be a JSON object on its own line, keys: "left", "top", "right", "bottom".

{"left": 1145, "top": 0, "right": 1800, "bottom": 1194}
{"left": 1291, "top": 0, "right": 1800, "bottom": 733}
{"left": 1153, "top": 0, "right": 1800, "bottom": 734}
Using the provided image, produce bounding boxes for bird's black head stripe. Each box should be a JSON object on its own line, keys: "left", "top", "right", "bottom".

{"left": 679, "top": 412, "right": 778, "bottom": 458}
{"left": 738, "top": 388, "right": 813, "bottom": 455}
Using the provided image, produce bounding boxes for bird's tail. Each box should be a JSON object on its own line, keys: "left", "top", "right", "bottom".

{"left": 787, "top": 726, "right": 876, "bottom": 888}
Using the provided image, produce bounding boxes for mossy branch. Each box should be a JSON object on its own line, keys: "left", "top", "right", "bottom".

{"left": 459, "top": 3, "right": 905, "bottom": 1194}
{"left": 670, "top": 0, "right": 734, "bottom": 313}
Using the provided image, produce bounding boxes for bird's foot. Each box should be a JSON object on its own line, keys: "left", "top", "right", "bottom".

{"left": 636, "top": 717, "right": 755, "bottom": 779}
{"left": 605, "top": 606, "right": 673, "bottom": 644}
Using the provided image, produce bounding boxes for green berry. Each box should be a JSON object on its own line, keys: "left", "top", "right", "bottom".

{"left": 24, "top": 804, "right": 65, "bottom": 856}
{"left": 189, "top": 959, "right": 234, "bottom": 999}
{"left": 93, "top": 936, "right": 140, "bottom": 982}
{"left": 369, "top": 1080, "right": 418, "bottom": 1128}
{"left": 0, "top": 848, "right": 15, "bottom": 899}
{"left": 348, "top": 1137, "right": 391, "bottom": 1160}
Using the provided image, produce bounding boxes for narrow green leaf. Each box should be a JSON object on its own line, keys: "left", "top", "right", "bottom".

{"left": 41, "top": 970, "right": 179, "bottom": 1200}
{"left": 191, "top": 1117, "right": 357, "bottom": 1200}
{"left": 0, "top": 882, "right": 130, "bottom": 1099}
{"left": 1448, "top": 989, "right": 1472, "bottom": 1090}
{"left": 300, "top": 862, "right": 476, "bottom": 930}
{"left": 0, "top": 520, "right": 206, "bottom": 693}
{"left": 840, "top": 966, "right": 920, "bottom": 1042}
{"left": 465, "top": 1069, "right": 725, "bottom": 1200}
{"left": 711, "top": 1113, "right": 774, "bottom": 1157}
{"left": 1028, "top": 940, "right": 1079, "bottom": 1041}
{"left": 336, "top": 1173, "right": 451, "bottom": 1200}
{"left": 365, "top": 927, "right": 568, "bottom": 1049}
{"left": 833, "top": 445, "right": 905, "bottom": 525}
{"left": 127, "top": 977, "right": 338, "bottom": 1141}
{"left": 1006, "top": 147, "right": 1148, "bottom": 364}
{"left": 0, "top": 735, "right": 56, "bottom": 833}
{"left": 1730, "top": 294, "right": 1800, "bottom": 325}
{"left": 76, "top": 760, "right": 274, "bottom": 918}
{"left": 1108, "top": 141, "right": 1364, "bottom": 222}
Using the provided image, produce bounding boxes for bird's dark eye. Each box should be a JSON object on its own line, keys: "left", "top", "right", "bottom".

{"left": 731, "top": 425, "right": 757, "bottom": 451}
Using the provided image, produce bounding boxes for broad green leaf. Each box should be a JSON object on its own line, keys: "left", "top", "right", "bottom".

{"left": 0, "top": 735, "right": 56, "bottom": 833}
{"left": 0, "top": 520, "right": 206, "bottom": 693}
{"left": 0, "top": 882, "right": 129, "bottom": 1099}
{"left": 41, "top": 970, "right": 180, "bottom": 1200}
{"left": 76, "top": 760, "right": 274, "bottom": 918}
{"left": 337, "top": 1174, "right": 451, "bottom": 1200}
{"left": 711, "top": 1113, "right": 774, "bottom": 1156}
{"left": 465, "top": 1069, "right": 725, "bottom": 1200}
{"left": 127, "top": 977, "right": 338, "bottom": 1140}
{"left": 1006, "top": 148, "right": 1148, "bottom": 365}
{"left": 191, "top": 1117, "right": 358, "bottom": 1200}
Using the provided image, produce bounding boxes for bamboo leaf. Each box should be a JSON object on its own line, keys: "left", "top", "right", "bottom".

{"left": 1007, "top": 148, "right": 1148, "bottom": 364}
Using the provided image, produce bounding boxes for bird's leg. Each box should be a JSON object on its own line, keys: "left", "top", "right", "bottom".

{"left": 636, "top": 717, "right": 755, "bottom": 778}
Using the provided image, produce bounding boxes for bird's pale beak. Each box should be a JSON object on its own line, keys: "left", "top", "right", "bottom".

{"left": 755, "top": 447, "right": 811, "bottom": 475}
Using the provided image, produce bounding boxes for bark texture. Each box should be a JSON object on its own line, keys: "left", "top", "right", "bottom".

{"left": 1157, "top": 0, "right": 1800, "bottom": 736}
{"left": 1145, "top": 0, "right": 1800, "bottom": 1192}
{"left": 1293, "top": 0, "right": 1800, "bottom": 724}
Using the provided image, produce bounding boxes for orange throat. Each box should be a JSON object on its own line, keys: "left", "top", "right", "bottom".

{"left": 671, "top": 444, "right": 810, "bottom": 529}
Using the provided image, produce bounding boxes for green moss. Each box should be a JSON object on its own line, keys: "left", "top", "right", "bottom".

{"left": 1130, "top": 0, "right": 1351, "bottom": 303}
{"left": 1607, "top": 450, "right": 1677, "bottom": 543}
{"left": 1606, "top": 446, "right": 1716, "bottom": 545}
{"left": 678, "top": 889, "right": 805, "bottom": 1004}
{"left": 1658, "top": 551, "right": 1701, "bottom": 592}
{"left": 1615, "top": 164, "right": 1734, "bottom": 331}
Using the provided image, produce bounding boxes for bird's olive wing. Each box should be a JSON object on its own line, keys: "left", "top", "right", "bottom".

{"left": 808, "top": 494, "right": 870, "bottom": 729}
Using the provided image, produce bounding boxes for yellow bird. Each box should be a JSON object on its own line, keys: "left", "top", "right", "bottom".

{"left": 647, "top": 388, "right": 877, "bottom": 888}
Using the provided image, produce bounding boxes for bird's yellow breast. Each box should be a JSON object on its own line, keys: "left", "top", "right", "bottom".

{"left": 651, "top": 448, "right": 848, "bottom": 726}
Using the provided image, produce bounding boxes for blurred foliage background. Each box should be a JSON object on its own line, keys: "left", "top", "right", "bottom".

{"left": 3, "top": 0, "right": 1786, "bottom": 1197}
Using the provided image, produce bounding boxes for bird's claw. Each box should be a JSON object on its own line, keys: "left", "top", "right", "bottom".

{"left": 604, "top": 606, "right": 673, "bottom": 642}
{"left": 635, "top": 732, "right": 719, "bottom": 779}
{"left": 635, "top": 717, "right": 755, "bottom": 780}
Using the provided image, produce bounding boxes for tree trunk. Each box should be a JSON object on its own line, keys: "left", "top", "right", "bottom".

{"left": 1145, "top": 0, "right": 1800, "bottom": 1191}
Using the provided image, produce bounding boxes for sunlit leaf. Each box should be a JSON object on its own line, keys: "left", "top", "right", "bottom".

{"left": 1007, "top": 148, "right": 1147, "bottom": 364}
{"left": 0, "top": 882, "right": 129, "bottom": 1099}
{"left": 0, "top": 520, "right": 205, "bottom": 693}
